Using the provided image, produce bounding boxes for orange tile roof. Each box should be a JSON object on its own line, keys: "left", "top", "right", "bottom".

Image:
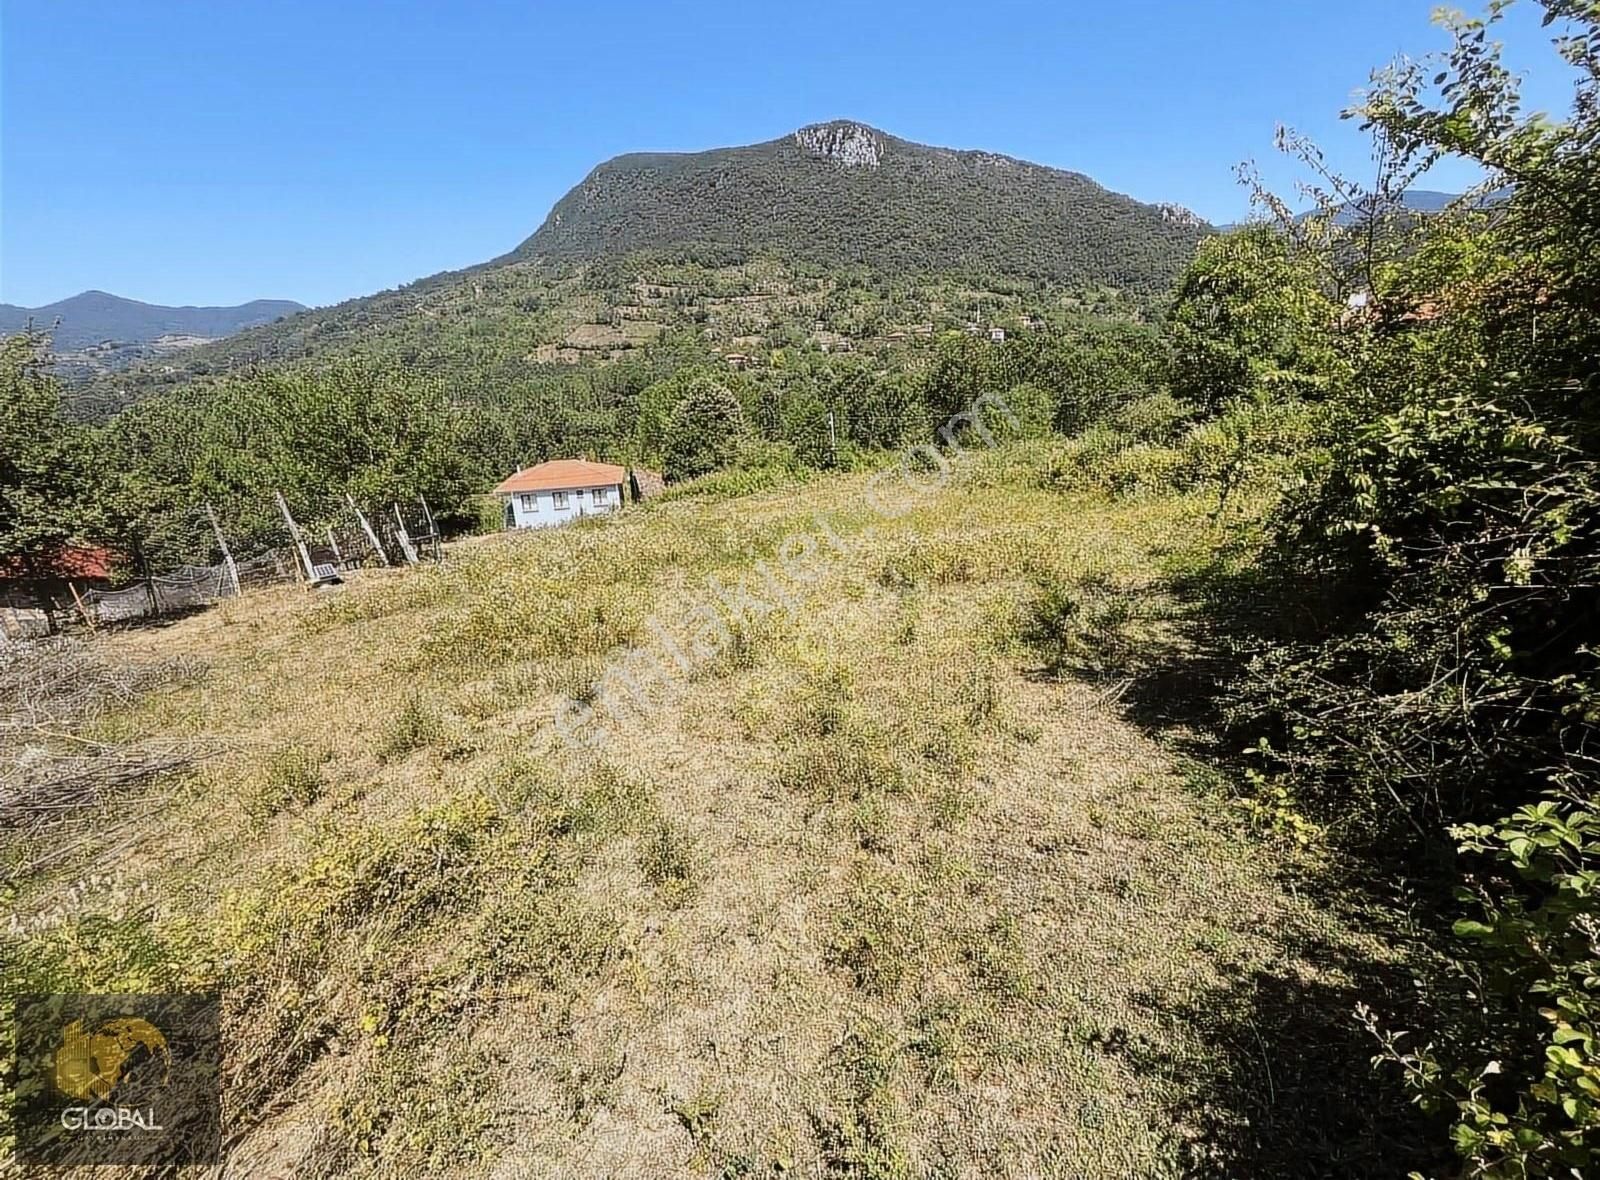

{"left": 493, "top": 459, "right": 627, "bottom": 495}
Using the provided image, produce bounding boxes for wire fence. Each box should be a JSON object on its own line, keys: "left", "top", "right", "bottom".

{"left": 79, "top": 564, "right": 247, "bottom": 624}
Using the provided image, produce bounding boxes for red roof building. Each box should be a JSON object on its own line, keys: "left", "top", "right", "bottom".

{"left": 492, "top": 459, "right": 628, "bottom": 496}
{"left": 0, "top": 543, "right": 119, "bottom": 583}
{"left": 493, "top": 460, "right": 628, "bottom": 530}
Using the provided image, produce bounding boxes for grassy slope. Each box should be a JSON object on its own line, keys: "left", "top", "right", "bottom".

{"left": 76, "top": 254, "right": 1139, "bottom": 415}
{"left": 5, "top": 445, "right": 1396, "bottom": 1177}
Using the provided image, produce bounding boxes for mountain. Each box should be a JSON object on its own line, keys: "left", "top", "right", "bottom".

{"left": 77, "top": 121, "right": 1210, "bottom": 410}
{"left": 515, "top": 120, "right": 1209, "bottom": 290}
{"left": 1269, "top": 188, "right": 1508, "bottom": 229}
{"left": 0, "top": 290, "right": 305, "bottom": 350}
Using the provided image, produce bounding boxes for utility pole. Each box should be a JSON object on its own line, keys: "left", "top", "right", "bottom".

{"left": 274, "top": 491, "right": 319, "bottom": 583}
{"left": 348, "top": 494, "right": 390, "bottom": 567}
{"left": 205, "top": 503, "right": 241, "bottom": 597}
{"left": 827, "top": 409, "right": 839, "bottom": 468}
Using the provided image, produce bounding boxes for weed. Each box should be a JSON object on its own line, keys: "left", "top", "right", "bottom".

{"left": 782, "top": 735, "right": 905, "bottom": 803}
{"left": 248, "top": 743, "right": 328, "bottom": 817}
{"left": 828, "top": 870, "right": 927, "bottom": 997}
{"left": 671, "top": 1084, "right": 723, "bottom": 1145}
{"left": 638, "top": 821, "right": 700, "bottom": 905}
{"left": 909, "top": 1000, "right": 975, "bottom": 1087}
{"left": 478, "top": 888, "right": 619, "bottom": 988}
{"left": 1018, "top": 572, "right": 1140, "bottom": 679}
{"left": 814, "top": 1020, "right": 911, "bottom": 1180}
{"left": 379, "top": 693, "right": 446, "bottom": 761}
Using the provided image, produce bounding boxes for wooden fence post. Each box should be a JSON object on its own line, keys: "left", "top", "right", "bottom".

{"left": 68, "top": 582, "right": 98, "bottom": 631}
{"left": 205, "top": 503, "right": 241, "bottom": 598}
{"left": 348, "top": 495, "right": 390, "bottom": 567}
{"left": 274, "top": 491, "right": 320, "bottom": 583}
{"left": 133, "top": 537, "right": 159, "bottom": 618}
{"left": 418, "top": 495, "right": 441, "bottom": 561}
{"left": 392, "top": 503, "right": 420, "bottom": 566}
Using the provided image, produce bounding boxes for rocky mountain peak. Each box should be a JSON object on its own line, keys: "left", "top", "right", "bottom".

{"left": 1155, "top": 202, "right": 1204, "bottom": 229}
{"left": 793, "top": 121, "right": 883, "bottom": 168}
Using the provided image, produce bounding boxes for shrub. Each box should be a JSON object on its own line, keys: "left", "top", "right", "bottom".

{"left": 1018, "top": 573, "right": 1139, "bottom": 679}
{"left": 1199, "top": 6, "right": 1600, "bottom": 1173}
{"left": 379, "top": 694, "right": 445, "bottom": 761}
{"left": 1366, "top": 796, "right": 1600, "bottom": 1178}
{"left": 638, "top": 821, "right": 699, "bottom": 904}
{"left": 250, "top": 744, "right": 328, "bottom": 817}
{"left": 996, "top": 382, "right": 1058, "bottom": 440}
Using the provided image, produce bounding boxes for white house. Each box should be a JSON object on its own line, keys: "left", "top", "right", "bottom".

{"left": 493, "top": 459, "right": 628, "bottom": 530}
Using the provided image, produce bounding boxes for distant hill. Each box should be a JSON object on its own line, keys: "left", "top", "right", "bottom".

{"left": 1272, "top": 188, "right": 1507, "bottom": 228}
{"left": 0, "top": 290, "right": 305, "bottom": 350}
{"left": 515, "top": 120, "right": 1209, "bottom": 290}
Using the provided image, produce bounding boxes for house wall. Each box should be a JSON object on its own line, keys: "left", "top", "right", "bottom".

{"left": 504, "top": 483, "right": 623, "bottom": 529}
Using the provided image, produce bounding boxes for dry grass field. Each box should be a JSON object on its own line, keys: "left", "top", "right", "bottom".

{"left": 2, "top": 443, "right": 1402, "bottom": 1178}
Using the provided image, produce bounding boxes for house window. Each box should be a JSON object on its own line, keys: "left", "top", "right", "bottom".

{"left": 519, "top": 493, "right": 537, "bottom": 512}
{"left": 592, "top": 487, "right": 608, "bottom": 504}
{"left": 552, "top": 491, "right": 569, "bottom": 509}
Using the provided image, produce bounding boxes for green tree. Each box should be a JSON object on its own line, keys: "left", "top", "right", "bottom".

{"left": 1215, "top": 5, "right": 1600, "bottom": 1174}
{"left": 997, "top": 382, "right": 1057, "bottom": 439}
{"left": 663, "top": 377, "right": 747, "bottom": 482}
{"left": 1165, "top": 226, "right": 1342, "bottom": 414}
{"left": 0, "top": 332, "right": 93, "bottom": 574}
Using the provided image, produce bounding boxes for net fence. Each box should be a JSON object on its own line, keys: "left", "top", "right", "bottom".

{"left": 4, "top": 500, "right": 441, "bottom": 639}
{"left": 81, "top": 565, "right": 232, "bottom": 623}
{"left": 77, "top": 556, "right": 303, "bottom": 624}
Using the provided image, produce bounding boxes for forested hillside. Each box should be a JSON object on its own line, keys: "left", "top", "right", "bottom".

{"left": 0, "top": 290, "right": 304, "bottom": 382}
{"left": 0, "top": 290, "right": 304, "bottom": 350}
{"left": 516, "top": 120, "right": 1207, "bottom": 286}
{"left": 77, "top": 121, "right": 1203, "bottom": 412}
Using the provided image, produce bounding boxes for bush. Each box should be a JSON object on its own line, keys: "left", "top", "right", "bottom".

{"left": 1018, "top": 573, "right": 1139, "bottom": 679}
{"left": 1111, "top": 391, "right": 1191, "bottom": 443}
{"left": 995, "top": 382, "right": 1057, "bottom": 440}
{"left": 1366, "top": 796, "right": 1600, "bottom": 1178}
{"left": 1193, "top": 6, "right": 1600, "bottom": 1174}
{"left": 663, "top": 377, "right": 747, "bottom": 482}
{"left": 379, "top": 694, "right": 446, "bottom": 761}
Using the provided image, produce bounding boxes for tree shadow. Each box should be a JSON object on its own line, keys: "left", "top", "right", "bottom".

{"left": 1102, "top": 545, "right": 1456, "bottom": 1176}
{"left": 1119, "top": 547, "right": 1346, "bottom": 739}
{"left": 1133, "top": 952, "right": 1451, "bottom": 1178}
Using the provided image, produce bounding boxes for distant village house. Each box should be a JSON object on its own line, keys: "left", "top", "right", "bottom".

{"left": 493, "top": 460, "right": 630, "bottom": 530}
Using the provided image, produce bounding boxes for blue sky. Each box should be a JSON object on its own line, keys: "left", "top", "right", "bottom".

{"left": 0, "top": 0, "right": 1581, "bottom": 309}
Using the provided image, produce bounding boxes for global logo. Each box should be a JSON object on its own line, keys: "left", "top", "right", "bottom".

{"left": 54, "top": 1016, "right": 170, "bottom": 1132}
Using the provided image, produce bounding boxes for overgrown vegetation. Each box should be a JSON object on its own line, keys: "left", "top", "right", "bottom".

{"left": 2, "top": 455, "right": 1371, "bottom": 1177}
{"left": 1153, "top": 4, "right": 1600, "bottom": 1174}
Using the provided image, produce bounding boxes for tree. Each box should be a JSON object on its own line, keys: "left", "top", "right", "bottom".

{"left": 997, "top": 382, "right": 1057, "bottom": 439}
{"left": 663, "top": 377, "right": 746, "bottom": 482}
{"left": 0, "top": 332, "right": 93, "bottom": 575}
{"left": 1165, "top": 226, "right": 1342, "bottom": 415}
{"left": 106, "top": 359, "right": 483, "bottom": 561}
